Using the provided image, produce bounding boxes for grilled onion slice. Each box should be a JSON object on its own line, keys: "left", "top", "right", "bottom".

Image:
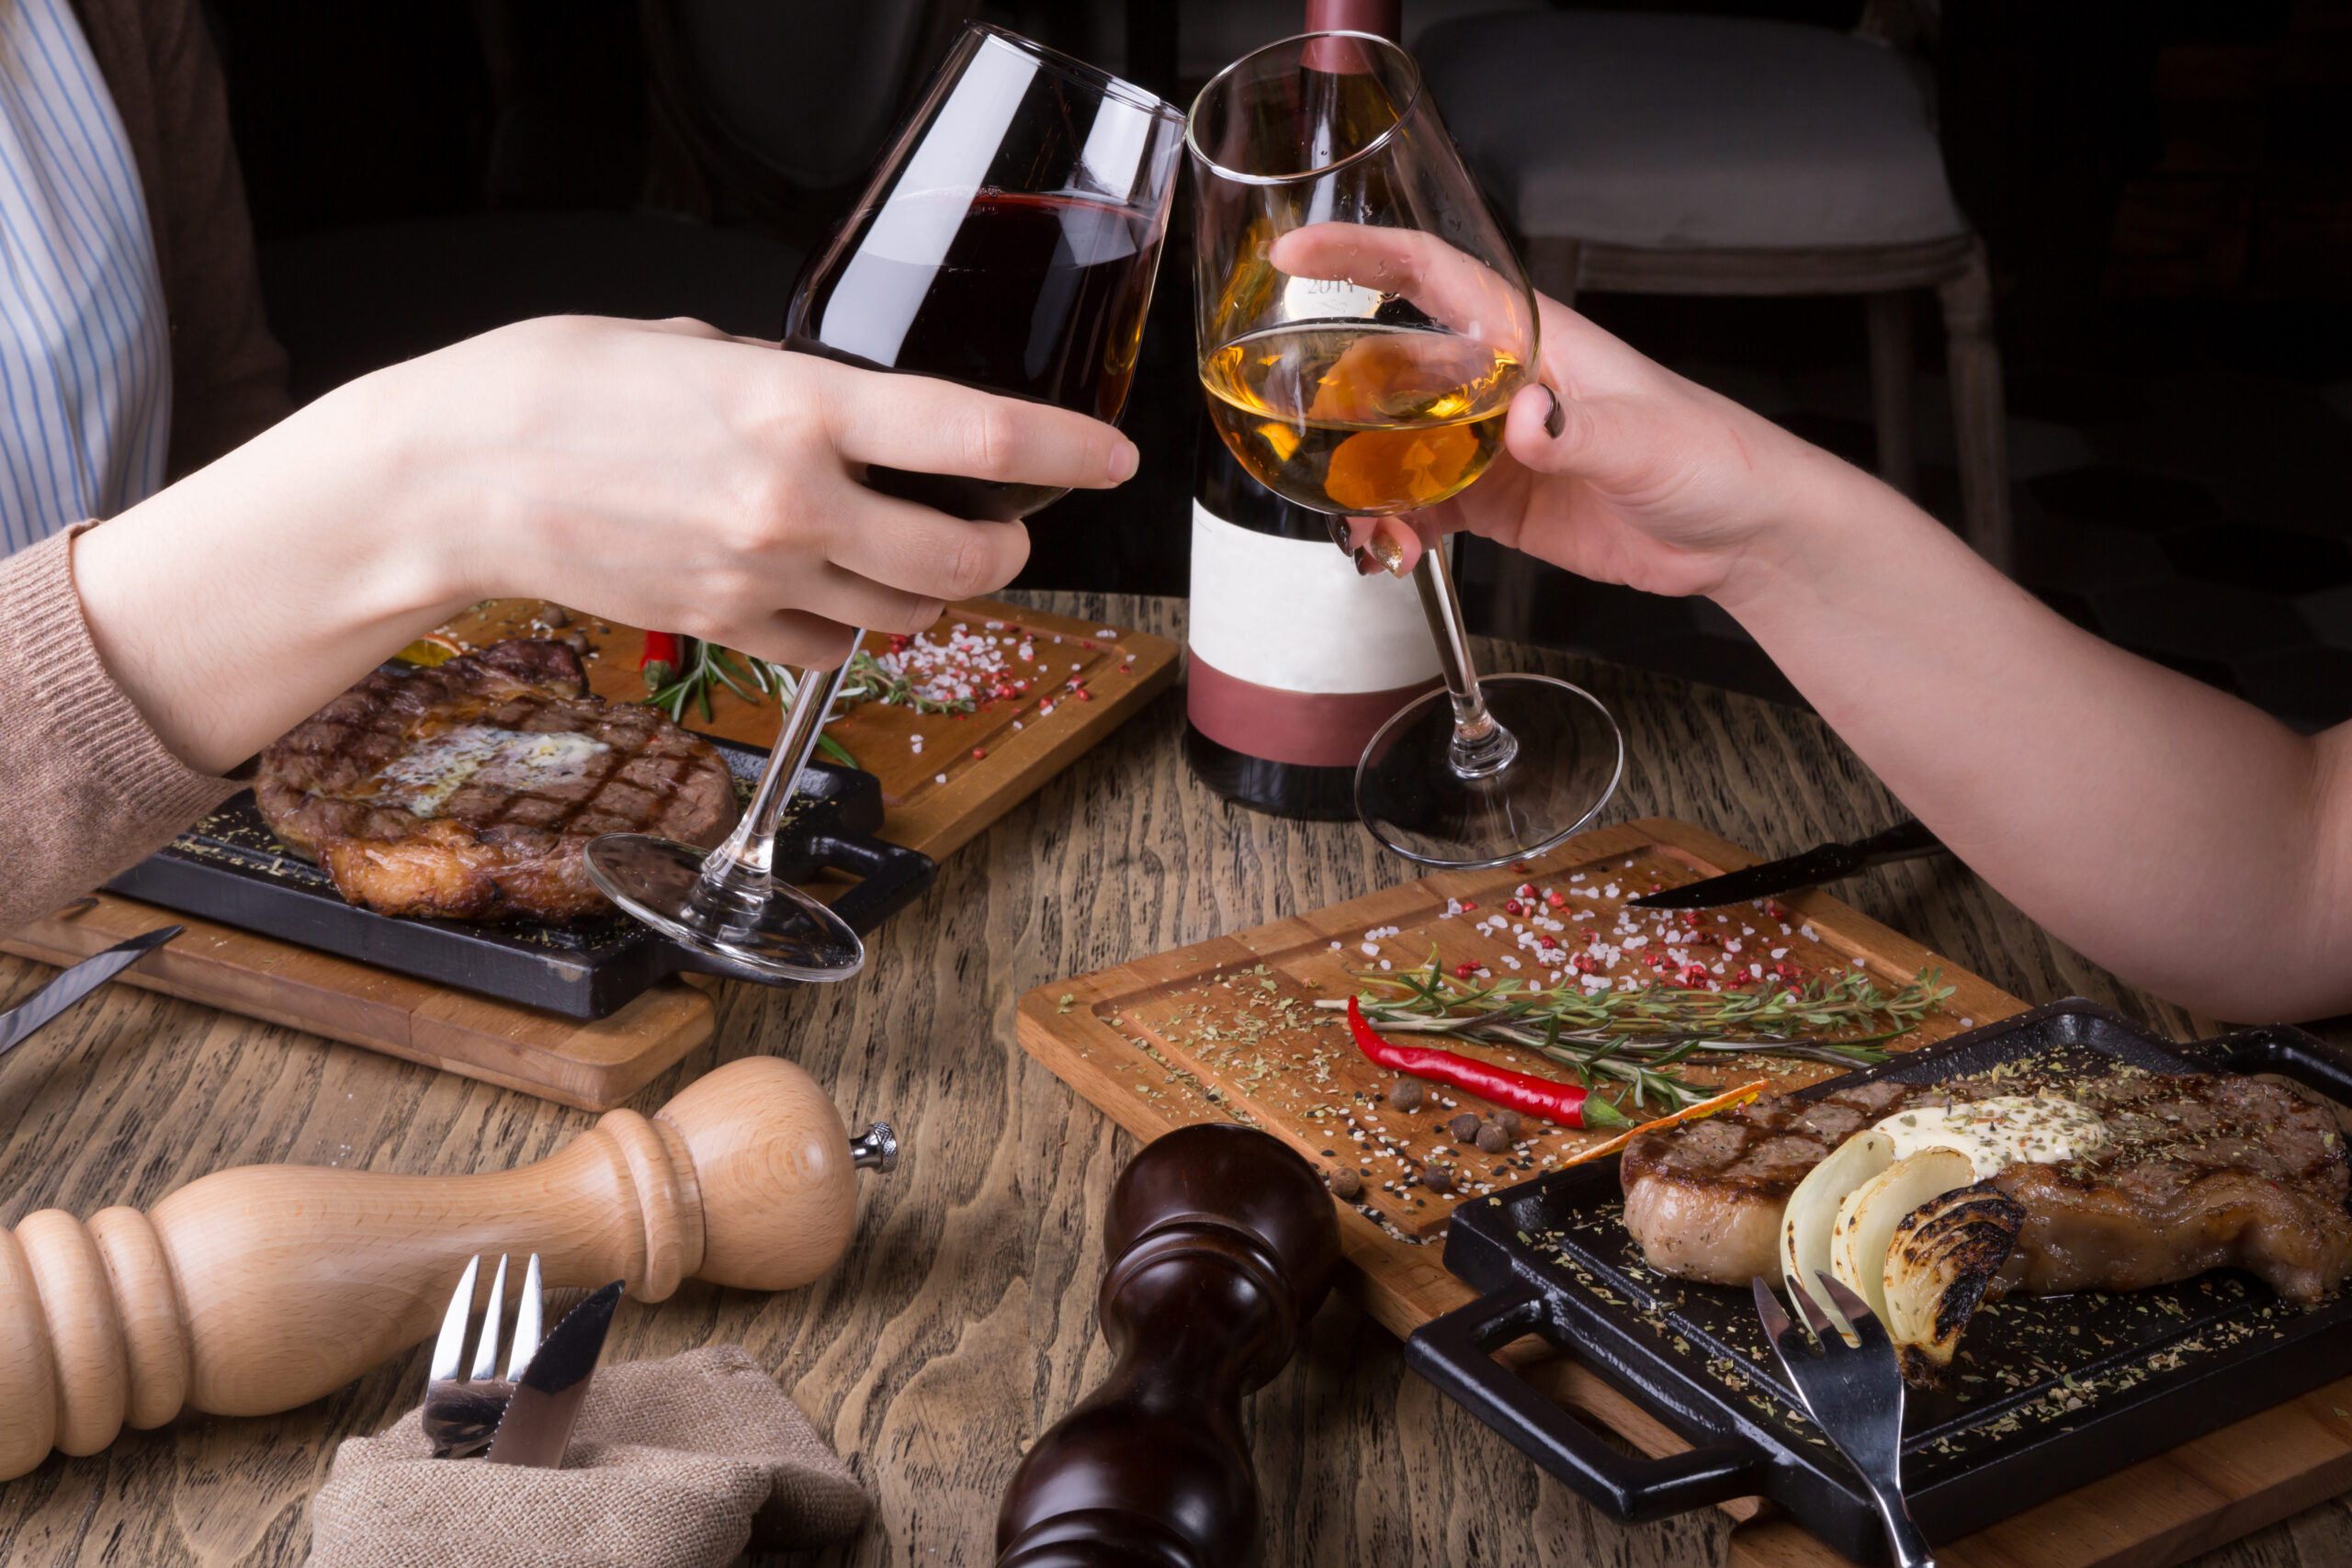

{"left": 1780, "top": 1129, "right": 1896, "bottom": 1309}
{"left": 1883, "top": 1181, "right": 2025, "bottom": 1382}
{"left": 1828, "top": 1147, "right": 1976, "bottom": 1324}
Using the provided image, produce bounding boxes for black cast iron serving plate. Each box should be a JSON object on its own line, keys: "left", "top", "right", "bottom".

{"left": 103, "top": 736, "right": 934, "bottom": 1020}
{"left": 1405, "top": 999, "right": 2352, "bottom": 1565}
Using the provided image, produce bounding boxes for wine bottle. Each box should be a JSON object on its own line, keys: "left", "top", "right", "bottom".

{"left": 1183, "top": 436, "right": 1442, "bottom": 819}
{"left": 1182, "top": 0, "right": 1429, "bottom": 820}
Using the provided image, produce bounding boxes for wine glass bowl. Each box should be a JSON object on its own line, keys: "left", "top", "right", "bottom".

{"left": 587, "top": 26, "right": 1183, "bottom": 979}
{"left": 1187, "top": 31, "right": 1621, "bottom": 869}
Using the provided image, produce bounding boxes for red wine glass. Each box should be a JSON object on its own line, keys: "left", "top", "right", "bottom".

{"left": 587, "top": 25, "right": 1183, "bottom": 979}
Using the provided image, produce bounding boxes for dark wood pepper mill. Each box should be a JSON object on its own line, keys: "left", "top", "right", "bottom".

{"left": 994, "top": 1124, "right": 1341, "bottom": 1568}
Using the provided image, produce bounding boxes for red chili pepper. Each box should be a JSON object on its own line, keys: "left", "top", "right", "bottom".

{"left": 1344, "top": 998, "right": 1625, "bottom": 1129}
{"left": 639, "top": 631, "right": 683, "bottom": 671}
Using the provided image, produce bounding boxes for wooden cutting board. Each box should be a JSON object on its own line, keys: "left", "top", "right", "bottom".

{"left": 1016, "top": 816, "right": 2352, "bottom": 1568}
{"left": 439, "top": 596, "right": 1176, "bottom": 864}
{"left": 0, "top": 597, "right": 1177, "bottom": 1112}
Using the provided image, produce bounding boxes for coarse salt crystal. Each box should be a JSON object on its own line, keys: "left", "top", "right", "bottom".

{"left": 934, "top": 773, "right": 947, "bottom": 784}
{"left": 1361, "top": 942, "right": 1380, "bottom": 957}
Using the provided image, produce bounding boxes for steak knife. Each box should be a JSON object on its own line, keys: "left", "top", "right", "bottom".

{"left": 0, "top": 924, "right": 182, "bottom": 1057}
{"left": 484, "top": 1280, "right": 624, "bottom": 1469}
{"left": 1628, "top": 819, "right": 1946, "bottom": 911}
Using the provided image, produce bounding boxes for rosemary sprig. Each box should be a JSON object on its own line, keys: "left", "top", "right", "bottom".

{"left": 640, "top": 639, "right": 861, "bottom": 768}
{"left": 1321, "top": 961, "right": 1953, "bottom": 1111}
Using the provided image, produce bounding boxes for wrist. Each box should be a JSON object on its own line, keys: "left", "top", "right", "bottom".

{"left": 1703, "top": 440, "right": 1887, "bottom": 625}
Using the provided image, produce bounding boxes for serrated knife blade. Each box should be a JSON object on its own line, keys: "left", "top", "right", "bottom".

{"left": 0, "top": 925, "right": 181, "bottom": 1056}
{"left": 484, "top": 1280, "right": 624, "bottom": 1469}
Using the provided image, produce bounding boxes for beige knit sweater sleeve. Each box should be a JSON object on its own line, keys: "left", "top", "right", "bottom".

{"left": 0, "top": 528, "right": 240, "bottom": 936}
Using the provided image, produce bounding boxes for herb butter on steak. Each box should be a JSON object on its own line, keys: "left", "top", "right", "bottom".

{"left": 255, "top": 638, "right": 740, "bottom": 923}
{"left": 1619, "top": 1068, "right": 2352, "bottom": 1305}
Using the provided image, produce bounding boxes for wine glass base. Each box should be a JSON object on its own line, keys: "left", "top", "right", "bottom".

{"left": 1355, "top": 673, "right": 1623, "bottom": 869}
{"left": 583, "top": 833, "right": 865, "bottom": 984}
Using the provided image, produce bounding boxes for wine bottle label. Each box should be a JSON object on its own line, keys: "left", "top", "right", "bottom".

{"left": 1188, "top": 502, "right": 1442, "bottom": 768}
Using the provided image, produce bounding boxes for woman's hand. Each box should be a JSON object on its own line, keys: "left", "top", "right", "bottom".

{"left": 362, "top": 315, "right": 1138, "bottom": 667}
{"left": 1268, "top": 226, "right": 1855, "bottom": 604}
{"left": 74, "top": 315, "right": 1139, "bottom": 773}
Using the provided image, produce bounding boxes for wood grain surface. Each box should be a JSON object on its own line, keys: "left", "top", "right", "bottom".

{"left": 0, "top": 592, "right": 2340, "bottom": 1568}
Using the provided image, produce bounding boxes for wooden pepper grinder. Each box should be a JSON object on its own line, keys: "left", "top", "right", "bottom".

{"left": 0, "top": 1055, "right": 893, "bottom": 1479}
{"left": 994, "top": 1124, "right": 1341, "bottom": 1568}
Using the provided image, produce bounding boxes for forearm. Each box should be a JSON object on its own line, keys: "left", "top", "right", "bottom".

{"left": 74, "top": 378, "right": 469, "bottom": 775}
{"left": 1713, "top": 454, "right": 2347, "bottom": 1021}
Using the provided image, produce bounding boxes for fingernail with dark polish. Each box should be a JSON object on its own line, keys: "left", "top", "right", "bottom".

{"left": 1542, "top": 385, "right": 1566, "bottom": 440}
{"left": 1354, "top": 546, "right": 1381, "bottom": 576}
{"left": 1367, "top": 531, "right": 1406, "bottom": 577}
{"left": 1329, "top": 516, "right": 1355, "bottom": 555}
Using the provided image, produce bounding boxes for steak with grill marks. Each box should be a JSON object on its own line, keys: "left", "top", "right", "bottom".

{"left": 255, "top": 638, "right": 740, "bottom": 924}
{"left": 1619, "top": 1069, "right": 2352, "bottom": 1304}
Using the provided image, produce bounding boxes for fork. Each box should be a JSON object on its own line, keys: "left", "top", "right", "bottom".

{"left": 424, "top": 1253, "right": 544, "bottom": 1459}
{"left": 1751, "top": 1272, "right": 1936, "bottom": 1568}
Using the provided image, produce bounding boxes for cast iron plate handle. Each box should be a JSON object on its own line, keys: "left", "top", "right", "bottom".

{"left": 1405, "top": 1282, "right": 1768, "bottom": 1521}
{"left": 808, "top": 829, "right": 936, "bottom": 934}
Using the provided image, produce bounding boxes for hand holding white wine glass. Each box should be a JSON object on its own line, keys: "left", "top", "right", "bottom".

{"left": 585, "top": 25, "right": 1183, "bottom": 979}
{"left": 1187, "top": 30, "right": 1622, "bottom": 868}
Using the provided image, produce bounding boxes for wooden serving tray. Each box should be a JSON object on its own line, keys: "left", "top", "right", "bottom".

{"left": 1016, "top": 817, "right": 2352, "bottom": 1568}
{"left": 0, "top": 597, "right": 1177, "bottom": 1112}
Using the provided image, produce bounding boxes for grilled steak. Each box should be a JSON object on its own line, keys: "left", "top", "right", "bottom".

{"left": 256, "top": 639, "right": 740, "bottom": 923}
{"left": 1620, "top": 1069, "right": 2352, "bottom": 1304}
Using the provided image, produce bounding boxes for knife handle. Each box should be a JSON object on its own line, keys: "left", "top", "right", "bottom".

{"left": 1859, "top": 818, "right": 1944, "bottom": 865}
{"left": 994, "top": 1124, "right": 1340, "bottom": 1568}
{"left": 0, "top": 1055, "right": 886, "bottom": 1478}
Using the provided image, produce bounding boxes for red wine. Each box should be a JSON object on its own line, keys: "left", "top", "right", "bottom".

{"left": 786, "top": 188, "right": 1159, "bottom": 522}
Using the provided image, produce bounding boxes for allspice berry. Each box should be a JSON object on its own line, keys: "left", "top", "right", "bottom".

{"left": 1476, "top": 1122, "right": 1510, "bottom": 1154}
{"left": 1329, "top": 1167, "right": 1363, "bottom": 1201}
{"left": 1389, "top": 1078, "right": 1426, "bottom": 1112}
{"left": 1448, "top": 1111, "right": 1481, "bottom": 1142}
{"left": 1421, "top": 1165, "right": 1454, "bottom": 1193}
{"left": 1494, "top": 1110, "right": 1523, "bottom": 1138}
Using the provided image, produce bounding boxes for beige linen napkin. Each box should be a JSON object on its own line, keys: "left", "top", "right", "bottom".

{"left": 307, "top": 1346, "right": 868, "bottom": 1568}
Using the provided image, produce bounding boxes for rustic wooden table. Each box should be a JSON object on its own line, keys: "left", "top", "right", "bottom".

{"left": 0, "top": 592, "right": 2344, "bottom": 1568}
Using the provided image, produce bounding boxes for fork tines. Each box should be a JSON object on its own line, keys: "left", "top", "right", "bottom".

{"left": 424, "top": 1253, "right": 545, "bottom": 1459}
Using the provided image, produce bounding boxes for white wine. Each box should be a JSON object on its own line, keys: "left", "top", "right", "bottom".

{"left": 1199, "top": 321, "right": 1524, "bottom": 515}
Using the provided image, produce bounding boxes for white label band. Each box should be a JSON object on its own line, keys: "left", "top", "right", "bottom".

{"left": 1187, "top": 502, "right": 1442, "bottom": 694}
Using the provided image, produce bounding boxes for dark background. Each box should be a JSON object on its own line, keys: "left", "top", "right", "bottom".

{"left": 207, "top": 0, "right": 2352, "bottom": 721}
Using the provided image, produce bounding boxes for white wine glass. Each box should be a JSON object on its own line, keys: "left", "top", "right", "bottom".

{"left": 1187, "top": 30, "right": 1622, "bottom": 868}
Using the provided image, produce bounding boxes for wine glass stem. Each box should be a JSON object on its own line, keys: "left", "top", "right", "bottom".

{"left": 1410, "top": 546, "right": 1520, "bottom": 779}
{"left": 701, "top": 634, "right": 865, "bottom": 887}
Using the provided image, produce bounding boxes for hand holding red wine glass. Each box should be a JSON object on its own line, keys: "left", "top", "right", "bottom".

{"left": 586, "top": 25, "right": 1183, "bottom": 980}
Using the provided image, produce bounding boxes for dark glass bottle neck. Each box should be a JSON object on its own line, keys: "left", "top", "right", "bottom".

{"left": 1193, "top": 434, "right": 1333, "bottom": 544}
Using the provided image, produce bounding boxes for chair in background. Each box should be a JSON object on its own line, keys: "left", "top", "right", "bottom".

{"left": 1418, "top": 0, "right": 2009, "bottom": 637}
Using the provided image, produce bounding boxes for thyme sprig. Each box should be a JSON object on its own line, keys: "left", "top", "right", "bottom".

{"left": 1319, "top": 961, "right": 1953, "bottom": 1111}
{"left": 833, "top": 649, "right": 978, "bottom": 716}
